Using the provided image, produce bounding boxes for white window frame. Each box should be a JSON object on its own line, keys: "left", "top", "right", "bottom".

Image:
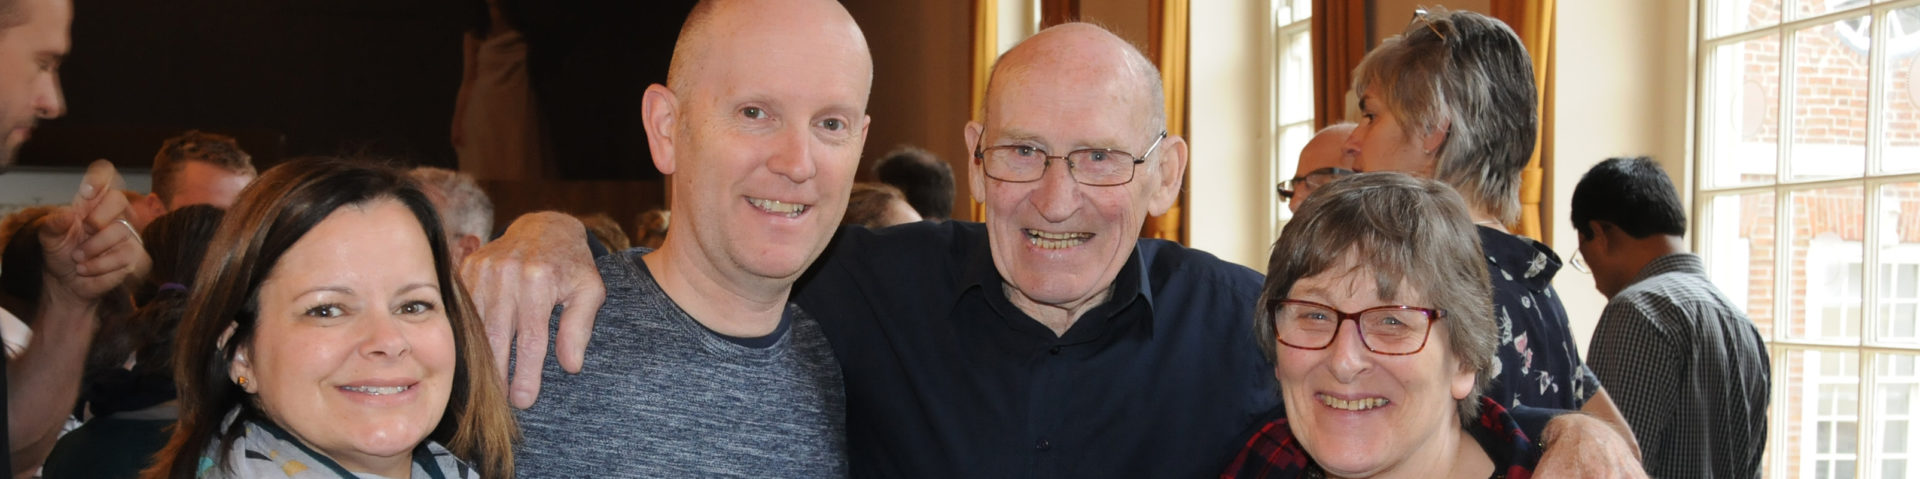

{"left": 1876, "top": 353, "right": 1920, "bottom": 478}
{"left": 1694, "top": 1, "right": 1920, "bottom": 477}
{"left": 1270, "top": 0, "right": 1314, "bottom": 234}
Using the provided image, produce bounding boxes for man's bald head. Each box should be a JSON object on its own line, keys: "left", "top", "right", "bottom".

{"left": 1298, "top": 123, "right": 1356, "bottom": 174}
{"left": 666, "top": 0, "right": 872, "bottom": 105}
{"left": 964, "top": 22, "right": 1191, "bottom": 326}
{"left": 1285, "top": 123, "right": 1358, "bottom": 212}
{"left": 984, "top": 23, "right": 1165, "bottom": 135}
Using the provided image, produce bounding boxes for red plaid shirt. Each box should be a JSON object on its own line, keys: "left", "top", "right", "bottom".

{"left": 1220, "top": 397, "right": 1539, "bottom": 479}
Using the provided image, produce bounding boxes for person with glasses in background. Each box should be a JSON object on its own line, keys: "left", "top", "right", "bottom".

{"left": 1277, "top": 123, "right": 1358, "bottom": 213}
{"left": 1225, "top": 172, "right": 1543, "bottom": 478}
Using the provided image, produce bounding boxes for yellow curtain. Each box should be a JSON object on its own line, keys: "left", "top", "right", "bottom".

{"left": 1491, "top": 0, "right": 1555, "bottom": 242}
{"left": 1311, "top": 0, "right": 1366, "bottom": 130}
{"left": 968, "top": 0, "right": 997, "bottom": 222}
{"left": 1142, "top": 0, "right": 1189, "bottom": 243}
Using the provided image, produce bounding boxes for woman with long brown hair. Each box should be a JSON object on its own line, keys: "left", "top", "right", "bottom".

{"left": 145, "top": 158, "right": 514, "bottom": 478}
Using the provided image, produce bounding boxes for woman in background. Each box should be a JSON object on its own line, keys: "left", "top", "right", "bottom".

{"left": 1340, "top": 9, "right": 1635, "bottom": 446}
{"left": 44, "top": 205, "right": 223, "bottom": 479}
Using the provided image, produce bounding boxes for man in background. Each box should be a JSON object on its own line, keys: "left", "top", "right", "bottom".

{"left": 128, "top": 130, "right": 256, "bottom": 229}
{"left": 1277, "top": 122, "right": 1354, "bottom": 213}
{"left": 409, "top": 166, "right": 494, "bottom": 265}
{"left": 0, "top": 0, "right": 148, "bottom": 473}
{"left": 1575, "top": 156, "right": 1770, "bottom": 478}
{"left": 872, "top": 144, "right": 953, "bottom": 222}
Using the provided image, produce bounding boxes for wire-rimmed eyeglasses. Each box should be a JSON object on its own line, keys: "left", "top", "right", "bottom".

{"left": 1276, "top": 167, "right": 1358, "bottom": 200}
{"left": 1271, "top": 299, "right": 1448, "bottom": 356}
{"left": 973, "top": 130, "right": 1167, "bottom": 187}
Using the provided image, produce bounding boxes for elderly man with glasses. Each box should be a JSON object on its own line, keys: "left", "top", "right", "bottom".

{"left": 1277, "top": 122, "right": 1358, "bottom": 213}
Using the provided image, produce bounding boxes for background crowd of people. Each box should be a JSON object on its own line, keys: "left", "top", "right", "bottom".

{"left": 0, "top": 0, "right": 1771, "bottom": 477}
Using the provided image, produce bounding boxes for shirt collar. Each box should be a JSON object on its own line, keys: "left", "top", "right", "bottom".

{"left": 956, "top": 235, "right": 1157, "bottom": 336}
{"left": 1479, "top": 226, "right": 1563, "bottom": 290}
{"left": 1629, "top": 252, "right": 1707, "bottom": 286}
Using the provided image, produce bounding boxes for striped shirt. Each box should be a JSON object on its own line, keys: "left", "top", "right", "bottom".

{"left": 1587, "top": 253, "right": 1770, "bottom": 479}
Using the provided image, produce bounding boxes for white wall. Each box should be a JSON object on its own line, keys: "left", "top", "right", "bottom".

{"left": 0, "top": 169, "right": 152, "bottom": 215}
{"left": 1188, "top": 0, "right": 1274, "bottom": 269}
{"left": 1550, "top": 0, "right": 1693, "bottom": 350}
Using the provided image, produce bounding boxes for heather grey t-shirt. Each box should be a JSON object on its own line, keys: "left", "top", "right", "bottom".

{"left": 515, "top": 249, "right": 847, "bottom": 477}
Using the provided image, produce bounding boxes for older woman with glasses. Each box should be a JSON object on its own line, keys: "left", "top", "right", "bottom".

{"left": 1223, "top": 172, "right": 1537, "bottom": 478}
{"left": 1339, "top": 8, "right": 1640, "bottom": 452}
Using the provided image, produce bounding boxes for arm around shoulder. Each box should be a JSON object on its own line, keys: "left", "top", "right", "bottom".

{"left": 460, "top": 211, "right": 605, "bottom": 409}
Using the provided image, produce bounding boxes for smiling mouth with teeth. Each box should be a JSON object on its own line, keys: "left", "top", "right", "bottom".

{"left": 748, "top": 198, "right": 809, "bottom": 218}
{"left": 1317, "top": 394, "right": 1389, "bottom": 411}
{"left": 341, "top": 385, "right": 411, "bottom": 396}
{"left": 1024, "top": 229, "right": 1094, "bottom": 250}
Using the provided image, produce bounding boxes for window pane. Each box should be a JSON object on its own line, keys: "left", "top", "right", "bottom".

{"left": 1788, "top": 187, "right": 1865, "bottom": 342}
{"left": 1884, "top": 5, "right": 1920, "bottom": 175}
{"left": 1292, "top": 0, "right": 1312, "bottom": 23}
{"left": 1707, "top": 35, "right": 1783, "bottom": 188}
{"left": 1879, "top": 353, "right": 1920, "bottom": 479}
{"left": 1705, "top": 192, "right": 1778, "bottom": 338}
{"left": 1787, "top": 16, "right": 1871, "bottom": 182}
{"left": 1881, "top": 183, "right": 1920, "bottom": 345}
{"left": 1785, "top": 349, "right": 1862, "bottom": 479}
{"left": 1276, "top": 122, "right": 1312, "bottom": 187}
{"left": 1791, "top": 0, "right": 1867, "bottom": 21}
{"left": 1278, "top": 30, "right": 1313, "bottom": 125}
{"left": 1709, "top": 0, "right": 1783, "bottom": 37}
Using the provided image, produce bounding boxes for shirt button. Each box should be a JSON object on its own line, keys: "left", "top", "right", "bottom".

{"left": 1035, "top": 438, "right": 1052, "bottom": 451}
{"left": 1048, "top": 346, "right": 1062, "bottom": 355}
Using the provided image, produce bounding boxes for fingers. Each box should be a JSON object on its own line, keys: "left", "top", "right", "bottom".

{"left": 80, "top": 187, "right": 134, "bottom": 237}
{"left": 36, "top": 207, "right": 78, "bottom": 253}
{"left": 504, "top": 260, "right": 560, "bottom": 407}
{"left": 71, "top": 160, "right": 126, "bottom": 234}
{"left": 462, "top": 211, "right": 602, "bottom": 408}
{"left": 70, "top": 160, "right": 118, "bottom": 206}
{"left": 74, "top": 237, "right": 145, "bottom": 287}
{"left": 555, "top": 273, "right": 605, "bottom": 374}
{"left": 465, "top": 254, "right": 518, "bottom": 388}
{"left": 509, "top": 294, "right": 552, "bottom": 409}
{"left": 75, "top": 218, "right": 135, "bottom": 262}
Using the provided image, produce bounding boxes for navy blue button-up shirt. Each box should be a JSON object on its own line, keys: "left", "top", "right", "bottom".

{"left": 794, "top": 221, "right": 1281, "bottom": 478}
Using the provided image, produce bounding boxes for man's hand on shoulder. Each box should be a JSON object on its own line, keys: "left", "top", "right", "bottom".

{"left": 460, "top": 211, "right": 605, "bottom": 409}
{"left": 1536, "top": 412, "right": 1649, "bottom": 478}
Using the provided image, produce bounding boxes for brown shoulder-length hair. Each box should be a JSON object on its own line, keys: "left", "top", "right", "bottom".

{"left": 1254, "top": 172, "right": 1496, "bottom": 426}
{"left": 145, "top": 157, "right": 515, "bottom": 478}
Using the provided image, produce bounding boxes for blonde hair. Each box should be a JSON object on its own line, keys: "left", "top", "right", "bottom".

{"left": 1350, "top": 8, "right": 1536, "bottom": 224}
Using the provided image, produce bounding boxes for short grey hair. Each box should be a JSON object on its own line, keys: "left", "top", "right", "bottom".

{"left": 407, "top": 167, "right": 493, "bottom": 241}
{"left": 1254, "top": 172, "right": 1497, "bottom": 425}
{"left": 1351, "top": 8, "right": 1536, "bottom": 224}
